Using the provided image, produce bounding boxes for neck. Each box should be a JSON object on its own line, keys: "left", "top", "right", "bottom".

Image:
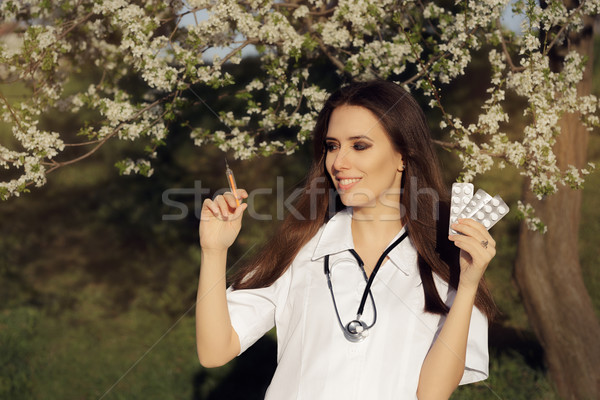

{"left": 350, "top": 205, "right": 404, "bottom": 245}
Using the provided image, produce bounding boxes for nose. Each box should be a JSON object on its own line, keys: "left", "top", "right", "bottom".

{"left": 331, "top": 148, "right": 350, "bottom": 172}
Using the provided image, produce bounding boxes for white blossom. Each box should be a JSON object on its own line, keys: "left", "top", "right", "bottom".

{"left": 0, "top": 0, "right": 597, "bottom": 233}
{"left": 517, "top": 201, "right": 548, "bottom": 233}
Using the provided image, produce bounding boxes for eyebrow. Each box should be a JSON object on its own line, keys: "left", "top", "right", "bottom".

{"left": 325, "top": 135, "right": 374, "bottom": 141}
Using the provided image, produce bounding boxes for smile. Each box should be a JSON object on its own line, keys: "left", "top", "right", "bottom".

{"left": 337, "top": 177, "right": 361, "bottom": 190}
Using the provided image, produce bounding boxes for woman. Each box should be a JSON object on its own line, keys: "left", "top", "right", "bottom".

{"left": 196, "top": 80, "right": 497, "bottom": 399}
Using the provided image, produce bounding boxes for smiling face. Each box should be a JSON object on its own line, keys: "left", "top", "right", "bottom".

{"left": 325, "top": 105, "right": 404, "bottom": 212}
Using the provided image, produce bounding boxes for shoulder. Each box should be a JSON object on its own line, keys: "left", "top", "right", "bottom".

{"left": 290, "top": 223, "right": 327, "bottom": 267}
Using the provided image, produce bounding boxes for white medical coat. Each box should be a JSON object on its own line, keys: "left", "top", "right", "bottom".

{"left": 227, "top": 208, "right": 488, "bottom": 399}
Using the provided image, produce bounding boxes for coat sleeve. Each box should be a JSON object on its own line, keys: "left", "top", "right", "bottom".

{"left": 440, "top": 286, "right": 489, "bottom": 385}
{"left": 429, "top": 268, "right": 489, "bottom": 385}
{"left": 459, "top": 303, "right": 489, "bottom": 384}
{"left": 226, "top": 266, "right": 293, "bottom": 355}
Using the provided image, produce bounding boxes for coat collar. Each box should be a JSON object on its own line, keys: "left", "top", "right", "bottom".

{"left": 311, "top": 208, "right": 416, "bottom": 276}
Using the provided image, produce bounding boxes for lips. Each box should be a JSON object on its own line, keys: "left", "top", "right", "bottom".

{"left": 336, "top": 177, "right": 361, "bottom": 190}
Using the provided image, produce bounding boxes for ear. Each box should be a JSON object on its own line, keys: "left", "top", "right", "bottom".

{"left": 397, "top": 154, "right": 404, "bottom": 172}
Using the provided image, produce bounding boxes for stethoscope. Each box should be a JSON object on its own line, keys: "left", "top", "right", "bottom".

{"left": 324, "top": 230, "right": 409, "bottom": 342}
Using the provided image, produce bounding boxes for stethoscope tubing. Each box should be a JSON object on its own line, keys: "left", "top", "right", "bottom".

{"left": 324, "top": 253, "right": 378, "bottom": 333}
{"left": 324, "top": 230, "right": 409, "bottom": 342}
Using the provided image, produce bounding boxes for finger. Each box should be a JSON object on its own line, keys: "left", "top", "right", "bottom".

{"left": 229, "top": 189, "right": 248, "bottom": 204}
{"left": 230, "top": 202, "right": 247, "bottom": 219}
{"left": 214, "top": 195, "right": 233, "bottom": 217}
{"left": 220, "top": 200, "right": 247, "bottom": 222}
{"left": 454, "top": 218, "right": 487, "bottom": 236}
{"left": 222, "top": 191, "right": 241, "bottom": 208}
{"left": 459, "top": 217, "right": 494, "bottom": 235}
{"left": 202, "top": 198, "right": 220, "bottom": 216}
{"left": 450, "top": 222, "right": 486, "bottom": 244}
{"left": 451, "top": 234, "right": 496, "bottom": 261}
{"left": 453, "top": 219, "right": 496, "bottom": 247}
{"left": 201, "top": 199, "right": 222, "bottom": 220}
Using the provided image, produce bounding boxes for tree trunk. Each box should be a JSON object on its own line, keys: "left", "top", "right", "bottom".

{"left": 514, "top": 14, "right": 600, "bottom": 400}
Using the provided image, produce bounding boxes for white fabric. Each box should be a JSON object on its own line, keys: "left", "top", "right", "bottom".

{"left": 227, "top": 208, "right": 488, "bottom": 399}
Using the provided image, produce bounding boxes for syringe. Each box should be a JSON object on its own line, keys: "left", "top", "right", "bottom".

{"left": 225, "top": 158, "right": 241, "bottom": 207}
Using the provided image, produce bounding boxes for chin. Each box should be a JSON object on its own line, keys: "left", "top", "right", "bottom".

{"left": 338, "top": 192, "right": 375, "bottom": 209}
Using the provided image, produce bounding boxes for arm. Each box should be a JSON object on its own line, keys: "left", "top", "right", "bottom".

{"left": 417, "top": 218, "right": 495, "bottom": 399}
{"left": 196, "top": 190, "right": 248, "bottom": 368}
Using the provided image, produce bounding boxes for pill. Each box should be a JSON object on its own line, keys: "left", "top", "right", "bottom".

{"left": 452, "top": 206, "right": 460, "bottom": 213}
{"left": 484, "top": 205, "right": 492, "bottom": 213}
{"left": 463, "top": 197, "right": 470, "bottom": 204}
{"left": 497, "top": 206, "right": 506, "bottom": 214}
{"left": 490, "top": 212, "right": 498, "bottom": 221}
{"left": 483, "top": 219, "right": 491, "bottom": 227}
{"left": 453, "top": 186, "right": 461, "bottom": 194}
{"left": 464, "top": 186, "right": 472, "bottom": 194}
{"left": 491, "top": 198, "right": 500, "bottom": 206}
{"left": 476, "top": 211, "right": 484, "bottom": 219}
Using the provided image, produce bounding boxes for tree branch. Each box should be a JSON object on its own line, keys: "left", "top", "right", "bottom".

{"left": 402, "top": 53, "right": 446, "bottom": 86}
{"left": 41, "top": 92, "right": 178, "bottom": 173}
{"left": 0, "top": 90, "right": 24, "bottom": 133}
{"left": 290, "top": 80, "right": 306, "bottom": 117}
{"left": 27, "top": 11, "right": 95, "bottom": 79}
{"left": 497, "top": 21, "right": 526, "bottom": 73}
{"left": 432, "top": 139, "right": 506, "bottom": 158}
{"left": 218, "top": 39, "right": 256, "bottom": 66}
{"left": 313, "top": 35, "right": 347, "bottom": 76}
{"left": 168, "top": 13, "right": 182, "bottom": 44}
{"left": 543, "top": 0, "right": 586, "bottom": 56}
{"left": 400, "top": 23, "right": 449, "bottom": 120}
{"left": 241, "top": 1, "right": 337, "bottom": 17}
{"left": 0, "top": 22, "right": 18, "bottom": 37}
{"left": 432, "top": 139, "right": 460, "bottom": 150}
{"left": 42, "top": 130, "right": 118, "bottom": 173}
{"left": 63, "top": 139, "right": 103, "bottom": 147}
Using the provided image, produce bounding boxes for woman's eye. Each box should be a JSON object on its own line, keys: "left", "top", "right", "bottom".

{"left": 353, "top": 142, "right": 370, "bottom": 151}
{"left": 325, "top": 142, "right": 338, "bottom": 152}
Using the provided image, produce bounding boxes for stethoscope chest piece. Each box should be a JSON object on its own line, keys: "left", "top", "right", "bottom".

{"left": 345, "top": 319, "right": 369, "bottom": 342}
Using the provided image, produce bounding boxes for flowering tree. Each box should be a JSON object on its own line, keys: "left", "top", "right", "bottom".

{"left": 1, "top": 0, "right": 599, "bottom": 397}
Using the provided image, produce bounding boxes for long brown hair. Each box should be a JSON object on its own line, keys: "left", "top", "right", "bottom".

{"left": 231, "top": 80, "right": 497, "bottom": 319}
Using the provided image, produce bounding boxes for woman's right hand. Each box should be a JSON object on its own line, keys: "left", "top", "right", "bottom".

{"left": 199, "top": 189, "right": 248, "bottom": 251}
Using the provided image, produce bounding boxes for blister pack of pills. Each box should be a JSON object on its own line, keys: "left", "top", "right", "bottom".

{"left": 449, "top": 183, "right": 473, "bottom": 231}
{"left": 449, "top": 183, "right": 509, "bottom": 235}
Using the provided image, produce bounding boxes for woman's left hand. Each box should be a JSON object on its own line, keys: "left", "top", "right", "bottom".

{"left": 448, "top": 218, "right": 496, "bottom": 291}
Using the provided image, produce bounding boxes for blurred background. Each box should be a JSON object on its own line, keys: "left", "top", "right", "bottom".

{"left": 1, "top": 35, "right": 599, "bottom": 400}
